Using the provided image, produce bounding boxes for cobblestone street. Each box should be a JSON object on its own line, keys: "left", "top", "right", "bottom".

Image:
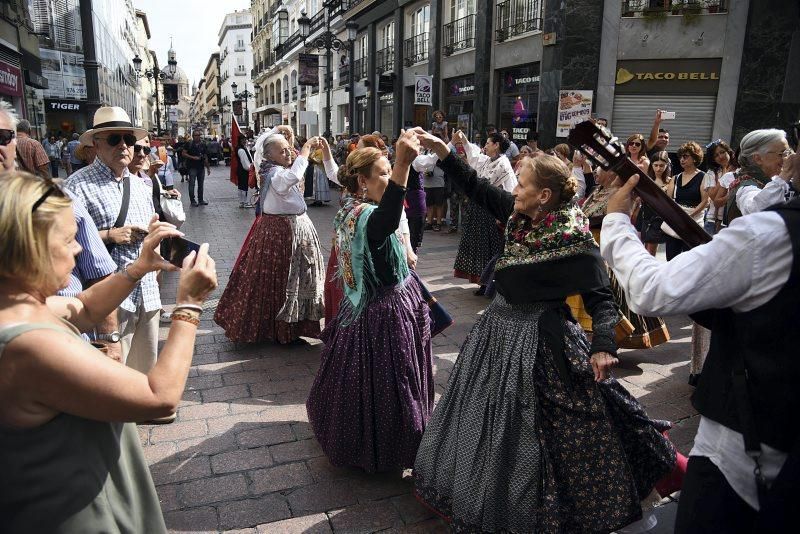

{"left": 142, "top": 166, "right": 699, "bottom": 533}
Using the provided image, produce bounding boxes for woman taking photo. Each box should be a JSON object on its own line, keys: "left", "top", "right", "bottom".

{"left": 639, "top": 151, "right": 672, "bottom": 256}
{"left": 0, "top": 172, "right": 217, "bottom": 533}
{"left": 214, "top": 132, "right": 325, "bottom": 344}
{"left": 626, "top": 133, "right": 651, "bottom": 173}
{"left": 411, "top": 130, "right": 676, "bottom": 533}
{"left": 664, "top": 141, "right": 708, "bottom": 260}
{"left": 306, "top": 131, "right": 434, "bottom": 473}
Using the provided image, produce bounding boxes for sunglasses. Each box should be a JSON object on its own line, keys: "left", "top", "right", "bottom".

{"left": 133, "top": 145, "right": 152, "bottom": 155}
{"left": 628, "top": 141, "right": 642, "bottom": 147}
{"left": 98, "top": 133, "right": 138, "bottom": 147}
{"left": 31, "top": 178, "right": 67, "bottom": 213}
{"left": 0, "top": 128, "right": 16, "bottom": 146}
{"left": 704, "top": 139, "right": 723, "bottom": 149}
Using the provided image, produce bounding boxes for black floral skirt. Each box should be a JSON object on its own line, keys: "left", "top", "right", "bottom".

{"left": 414, "top": 295, "right": 675, "bottom": 533}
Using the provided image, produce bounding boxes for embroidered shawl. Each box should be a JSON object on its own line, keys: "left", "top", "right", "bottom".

{"left": 334, "top": 196, "right": 409, "bottom": 322}
{"left": 495, "top": 202, "right": 596, "bottom": 271}
{"left": 724, "top": 164, "right": 771, "bottom": 224}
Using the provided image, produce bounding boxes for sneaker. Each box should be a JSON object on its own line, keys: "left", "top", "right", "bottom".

{"left": 199, "top": 200, "right": 208, "bottom": 205}
{"left": 190, "top": 201, "right": 199, "bottom": 207}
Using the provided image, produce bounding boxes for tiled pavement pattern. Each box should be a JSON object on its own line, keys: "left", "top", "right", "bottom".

{"left": 143, "top": 166, "right": 698, "bottom": 533}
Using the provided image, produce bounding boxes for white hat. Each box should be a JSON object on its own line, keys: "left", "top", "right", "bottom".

{"left": 79, "top": 106, "right": 148, "bottom": 147}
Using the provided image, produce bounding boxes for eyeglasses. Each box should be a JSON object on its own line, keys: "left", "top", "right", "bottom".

{"left": 133, "top": 145, "right": 152, "bottom": 155}
{"left": 31, "top": 178, "right": 67, "bottom": 212}
{"left": 628, "top": 141, "right": 642, "bottom": 147}
{"left": 679, "top": 154, "right": 692, "bottom": 159}
{"left": 97, "top": 133, "right": 137, "bottom": 147}
{"left": 765, "top": 149, "right": 794, "bottom": 158}
{"left": 0, "top": 128, "right": 16, "bottom": 146}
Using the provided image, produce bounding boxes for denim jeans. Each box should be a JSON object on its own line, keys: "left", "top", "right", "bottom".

{"left": 49, "top": 159, "right": 60, "bottom": 177}
{"left": 188, "top": 166, "right": 205, "bottom": 203}
{"left": 703, "top": 220, "right": 718, "bottom": 236}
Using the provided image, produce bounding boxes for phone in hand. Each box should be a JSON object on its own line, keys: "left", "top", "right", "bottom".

{"left": 131, "top": 227, "right": 149, "bottom": 242}
{"left": 164, "top": 237, "right": 201, "bottom": 268}
{"left": 660, "top": 111, "right": 676, "bottom": 120}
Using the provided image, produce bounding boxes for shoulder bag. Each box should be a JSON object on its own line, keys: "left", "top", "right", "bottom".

{"left": 660, "top": 173, "right": 704, "bottom": 240}
{"left": 152, "top": 174, "right": 186, "bottom": 228}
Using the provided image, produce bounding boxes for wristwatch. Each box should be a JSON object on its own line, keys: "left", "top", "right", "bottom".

{"left": 96, "top": 331, "right": 121, "bottom": 343}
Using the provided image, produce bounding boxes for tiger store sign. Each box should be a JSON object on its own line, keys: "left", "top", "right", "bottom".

{"left": 615, "top": 58, "right": 722, "bottom": 95}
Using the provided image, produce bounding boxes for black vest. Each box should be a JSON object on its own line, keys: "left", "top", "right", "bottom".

{"left": 692, "top": 196, "right": 800, "bottom": 452}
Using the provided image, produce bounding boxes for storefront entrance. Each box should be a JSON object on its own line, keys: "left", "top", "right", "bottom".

{"left": 443, "top": 75, "right": 474, "bottom": 135}
{"left": 496, "top": 63, "right": 540, "bottom": 144}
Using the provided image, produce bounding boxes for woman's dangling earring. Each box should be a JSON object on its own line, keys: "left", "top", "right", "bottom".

{"left": 361, "top": 186, "right": 368, "bottom": 200}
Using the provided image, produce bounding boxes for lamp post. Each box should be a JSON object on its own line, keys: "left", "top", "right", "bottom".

{"left": 231, "top": 81, "right": 255, "bottom": 130}
{"left": 298, "top": 5, "right": 358, "bottom": 140}
{"left": 133, "top": 47, "right": 178, "bottom": 136}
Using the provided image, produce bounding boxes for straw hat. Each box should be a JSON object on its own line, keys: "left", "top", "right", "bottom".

{"left": 79, "top": 106, "right": 148, "bottom": 146}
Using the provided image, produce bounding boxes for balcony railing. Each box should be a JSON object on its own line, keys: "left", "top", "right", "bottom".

{"left": 443, "top": 14, "right": 475, "bottom": 56}
{"left": 329, "top": 0, "right": 347, "bottom": 18}
{"left": 403, "top": 33, "right": 428, "bottom": 66}
{"left": 339, "top": 64, "right": 350, "bottom": 86}
{"left": 375, "top": 47, "right": 395, "bottom": 74}
{"left": 269, "top": 1, "right": 284, "bottom": 18}
{"left": 496, "top": 0, "right": 542, "bottom": 41}
{"left": 352, "top": 57, "right": 368, "bottom": 80}
{"left": 621, "top": 0, "right": 727, "bottom": 17}
{"left": 309, "top": 9, "right": 325, "bottom": 35}
{"left": 275, "top": 30, "right": 304, "bottom": 60}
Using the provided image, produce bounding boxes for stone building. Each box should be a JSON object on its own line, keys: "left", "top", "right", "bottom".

{"left": 218, "top": 9, "right": 255, "bottom": 137}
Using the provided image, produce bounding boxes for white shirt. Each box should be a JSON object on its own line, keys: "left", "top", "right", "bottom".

{"left": 736, "top": 177, "right": 789, "bottom": 217}
{"left": 414, "top": 142, "right": 517, "bottom": 193}
{"left": 238, "top": 148, "right": 252, "bottom": 171}
{"left": 262, "top": 156, "right": 309, "bottom": 215}
{"left": 600, "top": 211, "right": 793, "bottom": 510}
{"left": 571, "top": 168, "right": 588, "bottom": 200}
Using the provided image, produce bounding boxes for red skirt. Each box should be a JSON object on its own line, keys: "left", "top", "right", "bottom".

{"left": 214, "top": 214, "right": 321, "bottom": 343}
{"left": 323, "top": 248, "right": 344, "bottom": 325}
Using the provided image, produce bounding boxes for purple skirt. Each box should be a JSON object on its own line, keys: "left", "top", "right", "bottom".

{"left": 306, "top": 275, "right": 435, "bottom": 473}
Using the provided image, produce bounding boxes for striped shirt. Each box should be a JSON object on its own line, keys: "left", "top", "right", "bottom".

{"left": 58, "top": 192, "right": 118, "bottom": 298}
{"left": 64, "top": 158, "right": 161, "bottom": 312}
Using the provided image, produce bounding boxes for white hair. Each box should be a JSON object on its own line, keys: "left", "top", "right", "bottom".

{"left": 0, "top": 100, "right": 19, "bottom": 129}
{"left": 739, "top": 128, "right": 787, "bottom": 167}
{"left": 253, "top": 127, "right": 288, "bottom": 168}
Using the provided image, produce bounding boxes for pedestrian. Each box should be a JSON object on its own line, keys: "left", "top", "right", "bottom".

{"left": 601, "top": 170, "right": 800, "bottom": 534}
{"left": 174, "top": 135, "right": 189, "bottom": 182}
{"left": 15, "top": 119, "right": 50, "bottom": 178}
{"left": 413, "top": 131, "right": 677, "bottom": 533}
{"left": 702, "top": 139, "right": 738, "bottom": 235}
{"left": 417, "top": 128, "right": 448, "bottom": 231}
{"left": 664, "top": 141, "right": 708, "bottom": 260}
{"left": 639, "top": 150, "right": 672, "bottom": 256}
{"left": 0, "top": 101, "right": 17, "bottom": 172}
{"left": 43, "top": 135, "right": 62, "bottom": 177}
{"left": 181, "top": 130, "right": 211, "bottom": 206}
{"left": 64, "top": 108, "right": 166, "bottom": 392}
{"left": 67, "top": 132, "right": 83, "bottom": 173}
{"left": 646, "top": 109, "right": 681, "bottom": 171}
{"left": 235, "top": 135, "right": 254, "bottom": 208}
{"left": 307, "top": 133, "right": 434, "bottom": 474}
{"left": 61, "top": 135, "right": 72, "bottom": 175}
{"left": 431, "top": 110, "right": 449, "bottom": 142}
{"left": 626, "top": 132, "right": 650, "bottom": 173}
{"left": 501, "top": 128, "right": 520, "bottom": 163}
{"left": 0, "top": 170, "right": 217, "bottom": 533}
{"left": 214, "top": 132, "right": 325, "bottom": 344}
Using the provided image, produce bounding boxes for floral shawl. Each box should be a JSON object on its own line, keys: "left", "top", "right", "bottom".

{"left": 495, "top": 202, "right": 596, "bottom": 271}
{"left": 334, "top": 196, "right": 409, "bottom": 322}
{"left": 724, "top": 163, "right": 771, "bottom": 224}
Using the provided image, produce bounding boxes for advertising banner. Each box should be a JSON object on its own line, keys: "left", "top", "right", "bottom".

{"left": 299, "top": 54, "right": 320, "bottom": 87}
{"left": 556, "top": 90, "right": 593, "bottom": 137}
{"left": 414, "top": 75, "right": 433, "bottom": 106}
{"left": 0, "top": 61, "right": 22, "bottom": 97}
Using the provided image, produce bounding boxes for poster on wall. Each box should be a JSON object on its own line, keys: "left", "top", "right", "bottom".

{"left": 556, "top": 90, "right": 593, "bottom": 137}
{"left": 299, "top": 54, "right": 320, "bottom": 87}
{"left": 414, "top": 75, "right": 432, "bottom": 105}
{"left": 41, "top": 49, "right": 87, "bottom": 100}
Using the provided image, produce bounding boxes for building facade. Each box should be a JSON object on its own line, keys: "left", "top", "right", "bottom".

{"left": 203, "top": 53, "right": 221, "bottom": 137}
{"left": 219, "top": 9, "right": 255, "bottom": 137}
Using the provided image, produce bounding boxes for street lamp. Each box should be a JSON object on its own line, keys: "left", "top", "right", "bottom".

{"left": 297, "top": 5, "right": 358, "bottom": 139}
{"left": 133, "top": 46, "right": 178, "bottom": 136}
{"left": 231, "top": 81, "right": 255, "bottom": 130}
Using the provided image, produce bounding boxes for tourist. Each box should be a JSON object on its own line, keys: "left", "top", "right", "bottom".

{"left": 664, "top": 141, "right": 709, "bottom": 260}
{"left": 626, "top": 133, "right": 651, "bottom": 173}
{"left": 639, "top": 151, "right": 672, "bottom": 256}
{"left": 307, "top": 132, "right": 434, "bottom": 473}
{"left": 702, "top": 140, "right": 738, "bottom": 234}
{"left": 0, "top": 101, "right": 18, "bottom": 171}
{"left": 181, "top": 130, "right": 211, "bottom": 207}
{"left": 15, "top": 120, "right": 50, "bottom": 178}
{"left": 43, "top": 135, "right": 62, "bottom": 177}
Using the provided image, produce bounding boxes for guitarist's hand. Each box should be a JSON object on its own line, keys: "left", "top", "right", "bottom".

{"left": 607, "top": 173, "right": 639, "bottom": 216}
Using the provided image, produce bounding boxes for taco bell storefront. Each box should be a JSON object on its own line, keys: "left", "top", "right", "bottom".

{"left": 496, "top": 63, "right": 540, "bottom": 145}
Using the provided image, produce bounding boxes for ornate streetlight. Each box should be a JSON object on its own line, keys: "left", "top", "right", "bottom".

{"left": 133, "top": 46, "right": 178, "bottom": 136}
{"left": 231, "top": 81, "right": 255, "bottom": 130}
{"left": 298, "top": 5, "right": 358, "bottom": 139}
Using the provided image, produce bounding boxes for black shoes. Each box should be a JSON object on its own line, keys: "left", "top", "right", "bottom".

{"left": 190, "top": 201, "right": 199, "bottom": 207}
{"left": 199, "top": 200, "right": 208, "bottom": 205}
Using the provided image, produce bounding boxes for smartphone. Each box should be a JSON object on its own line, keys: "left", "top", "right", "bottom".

{"left": 660, "top": 111, "right": 676, "bottom": 120}
{"left": 164, "top": 237, "right": 201, "bottom": 268}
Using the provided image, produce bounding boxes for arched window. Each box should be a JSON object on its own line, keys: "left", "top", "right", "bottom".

{"left": 290, "top": 70, "right": 298, "bottom": 101}
{"left": 276, "top": 78, "right": 282, "bottom": 103}
{"left": 270, "top": 82, "right": 275, "bottom": 105}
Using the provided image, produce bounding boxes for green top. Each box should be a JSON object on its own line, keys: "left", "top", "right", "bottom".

{"left": 0, "top": 322, "right": 166, "bottom": 534}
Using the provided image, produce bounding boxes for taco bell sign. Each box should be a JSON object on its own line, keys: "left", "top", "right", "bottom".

{"left": 414, "top": 75, "right": 433, "bottom": 106}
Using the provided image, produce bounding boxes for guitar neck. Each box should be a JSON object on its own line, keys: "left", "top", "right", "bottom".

{"left": 611, "top": 159, "right": 712, "bottom": 248}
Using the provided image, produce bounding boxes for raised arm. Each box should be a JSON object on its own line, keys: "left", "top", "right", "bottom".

{"left": 319, "top": 137, "right": 340, "bottom": 184}
{"left": 646, "top": 109, "right": 663, "bottom": 151}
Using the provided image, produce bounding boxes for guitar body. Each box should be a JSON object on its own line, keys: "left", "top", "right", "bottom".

{"left": 568, "top": 121, "right": 711, "bottom": 248}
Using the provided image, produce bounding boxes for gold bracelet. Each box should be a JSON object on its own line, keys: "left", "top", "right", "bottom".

{"left": 171, "top": 311, "right": 200, "bottom": 326}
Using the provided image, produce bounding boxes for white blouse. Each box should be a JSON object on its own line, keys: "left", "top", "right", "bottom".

{"left": 413, "top": 143, "right": 517, "bottom": 193}
{"left": 262, "top": 156, "right": 309, "bottom": 215}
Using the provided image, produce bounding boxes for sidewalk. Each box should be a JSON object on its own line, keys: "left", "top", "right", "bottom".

{"left": 143, "top": 166, "right": 696, "bottom": 533}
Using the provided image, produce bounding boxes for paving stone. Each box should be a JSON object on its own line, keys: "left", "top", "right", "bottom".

{"left": 291, "top": 422, "right": 315, "bottom": 441}
{"left": 390, "top": 493, "right": 435, "bottom": 525}
{"left": 249, "top": 462, "right": 314, "bottom": 495}
{"left": 237, "top": 424, "right": 295, "bottom": 448}
{"left": 270, "top": 439, "right": 324, "bottom": 464}
{"left": 185, "top": 373, "right": 224, "bottom": 391}
{"left": 218, "top": 495, "right": 292, "bottom": 530}
{"left": 156, "top": 483, "right": 180, "bottom": 512}
{"left": 151, "top": 455, "right": 212, "bottom": 486}
{"left": 175, "top": 432, "right": 240, "bottom": 460}
{"left": 163, "top": 506, "right": 219, "bottom": 532}
{"left": 178, "top": 473, "right": 249, "bottom": 507}
{"left": 256, "top": 513, "right": 332, "bottom": 534}
{"left": 384, "top": 518, "right": 450, "bottom": 533}
{"left": 202, "top": 384, "right": 252, "bottom": 403}
{"left": 179, "top": 401, "right": 231, "bottom": 421}
{"left": 211, "top": 447, "right": 273, "bottom": 474}
{"left": 142, "top": 441, "right": 177, "bottom": 463}
{"left": 286, "top": 479, "right": 358, "bottom": 515}
{"left": 327, "top": 501, "right": 402, "bottom": 532}
{"left": 150, "top": 420, "right": 208, "bottom": 443}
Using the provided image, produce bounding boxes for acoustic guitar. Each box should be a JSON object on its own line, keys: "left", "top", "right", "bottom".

{"left": 568, "top": 120, "right": 711, "bottom": 248}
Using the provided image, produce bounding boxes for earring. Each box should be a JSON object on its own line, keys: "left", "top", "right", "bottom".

{"left": 361, "top": 186, "right": 368, "bottom": 200}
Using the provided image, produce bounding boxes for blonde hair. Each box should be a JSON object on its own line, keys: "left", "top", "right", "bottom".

{"left": 341, "top": 147, "right": 383, "bottom": 194}
{"left": 0, "top": 172, "right": 72, "bottom": 288}
{"left": 521, "top": 155, "right": 577, "bottom": 207}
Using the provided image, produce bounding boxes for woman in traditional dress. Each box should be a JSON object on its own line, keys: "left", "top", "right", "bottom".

{"left": 573, "top": 168, "right": 670, "bottom": 350}
{"left": 214, "top": 132, "right": 325, "bottom": 344}
{"left": 415, "top": 130, "right": 516, "bottom": 294}
{"left": 309, "top": 144, "right": 332, "bottom": 206}
{"left": 307, "top": 133, "right": 434, "bottom": 473}
{"left": 412, "top": 130, "right": 677, "bottom": 533}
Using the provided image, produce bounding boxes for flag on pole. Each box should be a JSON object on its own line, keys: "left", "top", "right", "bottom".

{"left": 230, "top": 116, "right": 241, "bottom": 186}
